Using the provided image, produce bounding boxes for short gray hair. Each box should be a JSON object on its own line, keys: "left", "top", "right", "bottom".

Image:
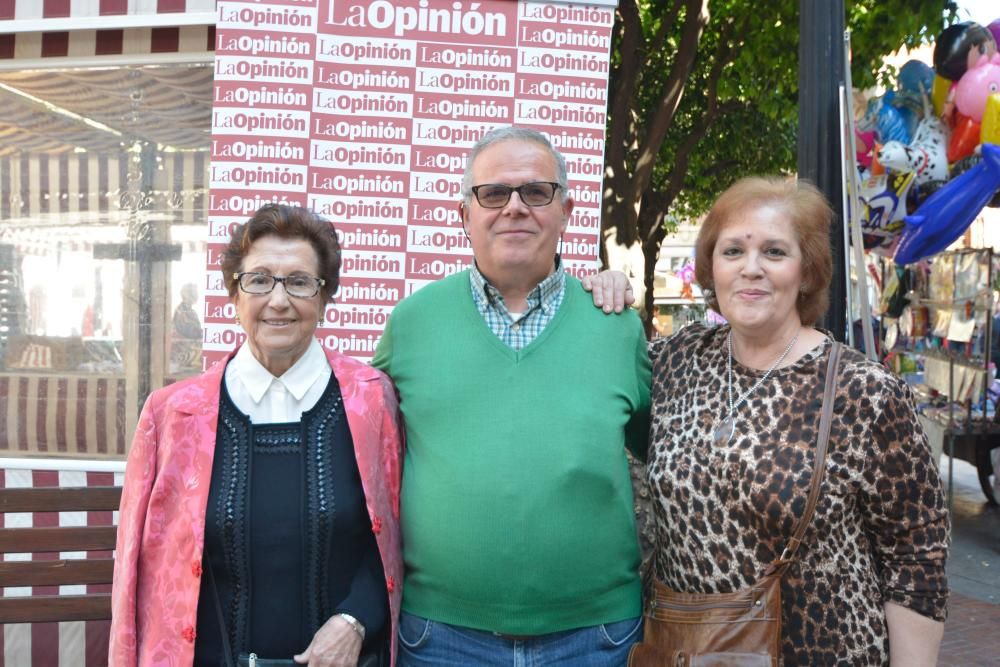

{"left": 461, "top": 126, "right": 569, "bottom": 203}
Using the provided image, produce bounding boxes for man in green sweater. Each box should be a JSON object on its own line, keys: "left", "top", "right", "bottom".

{"left": 373, "top": 126, "right": 650, "bottom": 666}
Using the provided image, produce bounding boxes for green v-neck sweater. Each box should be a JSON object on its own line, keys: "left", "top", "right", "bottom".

{"left": 373, "top": 270, "right": 651, "bottom": 634}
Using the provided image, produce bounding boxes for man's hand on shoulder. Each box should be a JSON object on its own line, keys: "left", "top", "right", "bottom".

{"left": 582, "top": 271, "right": 635, "bottom": 314}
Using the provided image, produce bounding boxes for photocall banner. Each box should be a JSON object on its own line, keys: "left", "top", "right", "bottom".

{"left": 205, "top": 0, "right": 618, "bottom": 363}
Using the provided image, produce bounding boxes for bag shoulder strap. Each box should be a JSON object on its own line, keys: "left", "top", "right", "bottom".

{"left": 769, "top": 340, "right": 843, "bottom": 572}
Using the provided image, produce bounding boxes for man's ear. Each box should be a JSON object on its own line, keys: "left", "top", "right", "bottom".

{"left": 458, "top": 201, "right": 471, "bottom": 240}
{"left": 561, "top": 196, "right": 574, "bottom": 233}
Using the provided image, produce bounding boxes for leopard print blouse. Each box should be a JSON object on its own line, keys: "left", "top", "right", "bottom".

{"left": 647, "top": 323, "right": 949, "bottom": 666}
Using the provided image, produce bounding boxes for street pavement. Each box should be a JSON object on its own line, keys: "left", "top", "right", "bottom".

{"left": 939, "top": 456, "right": 999, "bottom": 666}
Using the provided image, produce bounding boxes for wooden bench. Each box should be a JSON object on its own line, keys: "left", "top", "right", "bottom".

{"left": 0, "top": 485, "right": 121, "bottom": 623}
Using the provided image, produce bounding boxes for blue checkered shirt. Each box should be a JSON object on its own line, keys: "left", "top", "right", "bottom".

{"left": 469, "top": 261, "right": 566, "bottom": 350}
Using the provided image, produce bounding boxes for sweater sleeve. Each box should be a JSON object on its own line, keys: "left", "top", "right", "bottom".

{"left": 625, "top": 314, "right": 652, "bottom": 462}
{"left": 859, "top": 369, "right": 950, "bottom": 621}
{"left": 334, "top": 531, "right": 387, "bottom": 642}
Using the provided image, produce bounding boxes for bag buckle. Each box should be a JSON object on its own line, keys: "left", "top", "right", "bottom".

{"left": 248, "top": 653, "right": 257, "bottom": 667}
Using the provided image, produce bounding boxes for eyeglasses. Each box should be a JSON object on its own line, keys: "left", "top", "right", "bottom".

{"left": 234, "top": 272, "right": 325, "bottom": 298}
{"left": 469, "top": 182, "right": 562, "bottom": 209}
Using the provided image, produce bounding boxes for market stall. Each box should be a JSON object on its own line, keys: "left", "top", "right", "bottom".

{"left": 853, "top": 17, "right": 1000, "bottom": 506}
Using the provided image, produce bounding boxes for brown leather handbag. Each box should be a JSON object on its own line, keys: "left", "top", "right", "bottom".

{"left": 628, "top": 342, "right": 842, "bottom": 667}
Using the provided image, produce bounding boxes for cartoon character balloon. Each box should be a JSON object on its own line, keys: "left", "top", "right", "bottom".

{"left": 876, "top": 114, "right": 950, "bottom": 184}
{"left": 954, "top": 53, "right": 1000, "bottom": 121}
{"left": 934, "top": 22, "right": 997, "bottom": 82}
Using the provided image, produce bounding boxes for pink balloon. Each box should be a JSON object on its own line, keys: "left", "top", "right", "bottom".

{"left": 954, "top": 52, "right": 1000, "bottom": 121}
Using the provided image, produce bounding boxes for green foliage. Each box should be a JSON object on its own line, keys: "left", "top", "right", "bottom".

{"left": 606, "top": 0, "right": 948, "bottom": 291}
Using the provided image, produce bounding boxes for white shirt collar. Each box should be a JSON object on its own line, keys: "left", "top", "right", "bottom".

{"left": 231, "top": 337, "right": 329, "bottom": 404}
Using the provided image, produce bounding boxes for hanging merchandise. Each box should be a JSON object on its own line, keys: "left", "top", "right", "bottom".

{"left": 893, "top": 144, "right": 1000, "bottom": 265}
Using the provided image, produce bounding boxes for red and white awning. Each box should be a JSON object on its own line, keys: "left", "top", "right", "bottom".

{"left": 0, "top": 0, "right": 216, "bottom": 62}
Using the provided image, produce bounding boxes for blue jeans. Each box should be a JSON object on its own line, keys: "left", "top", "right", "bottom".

{"left": 397, "top": 611, "right": 642, "bottom": 666}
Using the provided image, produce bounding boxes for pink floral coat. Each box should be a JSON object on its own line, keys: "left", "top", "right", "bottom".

{"left": 109, "top": 347, "right": 403, "bottom": 667}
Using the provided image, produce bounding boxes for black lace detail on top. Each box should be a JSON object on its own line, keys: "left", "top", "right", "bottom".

{"left": 202, "top": 374, "right": 345, "bottom": 659}
{"left": 303, "top": 391, "right": 344, "bottom": 633}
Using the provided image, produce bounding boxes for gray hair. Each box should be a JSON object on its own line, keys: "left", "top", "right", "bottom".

{"left": 461, "top": 126, "right": 569, "bottom": 203}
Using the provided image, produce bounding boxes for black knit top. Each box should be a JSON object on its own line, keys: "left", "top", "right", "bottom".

{"left": 193, "top": 374, "right": 387, "bottom": 663}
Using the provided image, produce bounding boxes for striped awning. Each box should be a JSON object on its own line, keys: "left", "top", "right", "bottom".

{"left": 0, "top": 1, "right": 216, "bottom": 63}
{"left": 0, "top": 0, "right": 216, "bottom": 31}
{"left": 0, "top": 66, "right": 214, "bottom": 153}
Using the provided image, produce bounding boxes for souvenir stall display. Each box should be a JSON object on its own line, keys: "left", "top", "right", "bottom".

{"left": 848, "top": 16, "right": 1000, "bottom": 507}
{"left": 877, "top": 248, "right": 1000, "bottom": 506}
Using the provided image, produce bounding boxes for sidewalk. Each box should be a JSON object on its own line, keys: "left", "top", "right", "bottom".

{"left": 940, "top": 593, "right": 1000, "bottom": 665}
{"left": 937, "top": 457, "right": 999, "bottom": 666}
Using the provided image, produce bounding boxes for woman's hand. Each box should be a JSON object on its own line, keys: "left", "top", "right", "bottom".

{"left": 581, "top": 270, "right": 636, "bottom": 313}
{"left": 293, "top": 614, "right": 363, "bottom": 667}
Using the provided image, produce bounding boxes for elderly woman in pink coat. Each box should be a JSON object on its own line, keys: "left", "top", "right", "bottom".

{"left": 110, "top": 205, "right": 403, "bottom": 667}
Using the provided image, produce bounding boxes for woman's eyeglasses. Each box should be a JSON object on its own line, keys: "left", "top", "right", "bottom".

{"left": 234, "top": 272, "right": 325, "bottom": 298}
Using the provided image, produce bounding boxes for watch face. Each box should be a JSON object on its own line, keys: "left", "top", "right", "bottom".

{"left": 885, "top": 322, "right": 899, "bottom": 350}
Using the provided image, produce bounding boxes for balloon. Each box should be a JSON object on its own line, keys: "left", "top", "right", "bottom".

{"left": 933, "top": 22, "right": 997, "bottom": 82}
{"left": 870, "top": 142, "right": 886, "bottom": 176}
{"left": 932, "top": 74, "right": 951, "bottom": 116}
{"left": 858, "top": 171, "right": 916, "bottom": 251}
{"left": 856, "top": 129, "right": 876, "bottom": 169}
{"left": 948, "top": 113, "right": 981, "bottom": 163}
{"left": 982, "top": 92, "right": 1000, "bottom": 144}
{"left": 951, "top": 151, "right": 1000, "bottom": 208}
{"left": 954, "top": 53, "right": 1000, "bottom": 121}
{"left": 893, "top": 143, "right": 1000, "bottom": 265}
{"left": 870, "top": 93, "right": 911, "bottom": 144}
{"left": 989, "top": 19, "right": 1000, "bottom": 48}
{"left": 876, "top": 115, "right": 949, "bottom": 184}
{"left": 910, "top": 179, "right": 948, "bottom": 208}
{"left": 899, "top": 60, "right": 936, "bottom": 96}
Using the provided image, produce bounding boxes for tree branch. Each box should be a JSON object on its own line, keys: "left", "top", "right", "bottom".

{"left": 604, "top": 0, "right": 644, "bottom": 243}
{"left": 625, "top": 0, "right": 709, "bottom": 224}
{"left": 646, "top": 0, "right": 684, "bottom": 66}
{"left": 642, "top": 15, "right": 745, "bottom": 248}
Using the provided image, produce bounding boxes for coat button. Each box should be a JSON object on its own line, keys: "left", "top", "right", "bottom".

{"left": 181, "top": 626, "right": 196, "bottom": 643}
{"left": 372, "top": 516, "right": 383, "bottom": 534}
{"left": 191, "top": 561, "right": 202, "bottom": 577}
{"left": 387, "top": 576, "right": 396, "bottom": 593}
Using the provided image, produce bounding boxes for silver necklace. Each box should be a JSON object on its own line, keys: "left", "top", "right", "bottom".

{"left": 713, "top": 330, "right": 800, "bottom": 446}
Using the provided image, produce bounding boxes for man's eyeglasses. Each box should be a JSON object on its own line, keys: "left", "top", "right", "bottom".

{"left": 470, "top": 182, "right": 562, "bottom": 209}
{"left": 234, "top": 272, "right": 325, "bottom": 298}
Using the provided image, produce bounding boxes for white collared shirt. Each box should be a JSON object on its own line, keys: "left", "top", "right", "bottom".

{"left": 224, "top": 337, "right": 332, "bottom": 424}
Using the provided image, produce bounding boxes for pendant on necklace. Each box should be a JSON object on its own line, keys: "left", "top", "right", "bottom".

{"left": 713, "top": 415, "right": 734, "bottom": 446}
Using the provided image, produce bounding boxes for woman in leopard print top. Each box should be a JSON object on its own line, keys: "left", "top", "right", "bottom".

{"left": 646, "top": 177, "right": 949, "bottom": 665}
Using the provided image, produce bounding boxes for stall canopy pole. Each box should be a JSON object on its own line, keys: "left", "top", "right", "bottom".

{"left": 841, "top": 29, "right": 877, "bottom": 361}
{"left": 798, "top": 0, "right": 847, "bottom": 340}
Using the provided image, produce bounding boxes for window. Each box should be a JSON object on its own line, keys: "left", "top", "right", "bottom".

{"left": 0, "top": 63, "right": 211, "bottom": 460}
